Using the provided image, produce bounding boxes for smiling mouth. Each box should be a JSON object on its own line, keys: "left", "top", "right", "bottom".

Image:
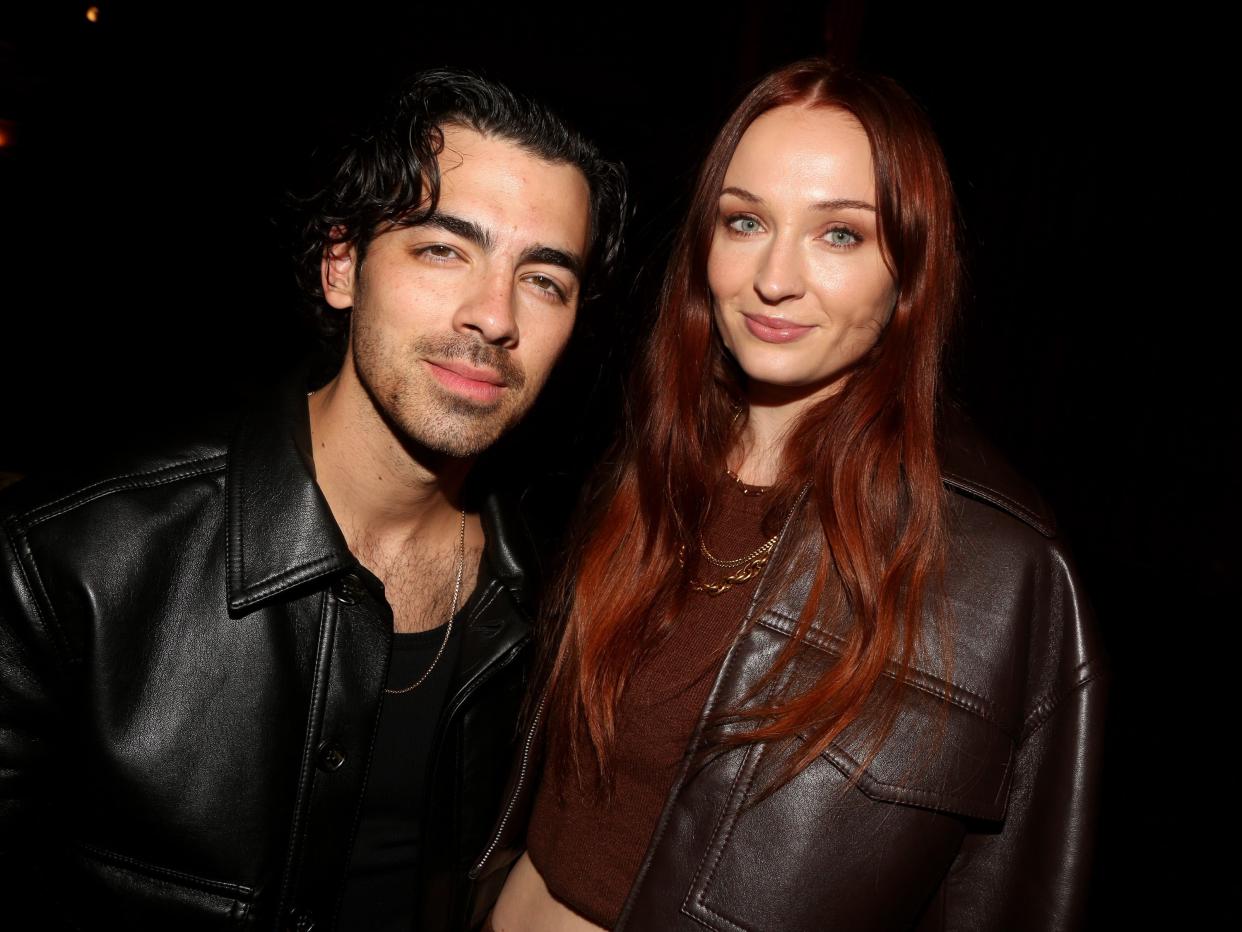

{"left": 741, "top": 313, "right": 815, "bottom": 344}
{"left": 424, "top": 359, "right": 508, "bottom": 404}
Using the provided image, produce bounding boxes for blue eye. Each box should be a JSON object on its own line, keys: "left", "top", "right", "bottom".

{"left": 825, "top": 227, "right": 861, "bottom": 248}
{"left": 727, "top": 215, "right": 763, "bottom": 235}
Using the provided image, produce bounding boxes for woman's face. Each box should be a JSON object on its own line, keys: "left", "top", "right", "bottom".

{"left": 708, "top": 104, "right": 897, "bottom": 399}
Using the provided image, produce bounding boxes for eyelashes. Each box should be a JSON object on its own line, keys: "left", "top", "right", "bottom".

{"left": 411, "top": 243, "right": 570, "bottom": 305}
{"left": 523, "top": 273, "right": 568, "bottom": 304}
{"left": 726, "top": 215, "right": 764, "bottom": 236}
{"left": 413, "top": 243, "right": 461, "bottom": 263}
{"left": 722, "top": 213, "right": 865, "bottom": 250}
{"left": 823, "top": 226, "right": 862, "bottom": 249}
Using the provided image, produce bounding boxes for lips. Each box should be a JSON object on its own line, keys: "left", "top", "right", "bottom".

{"left": 741, "top": 313, "right": 815, "bottom": 344}
{"left": 424, "top": 359, "right": 507, "bottom": 404}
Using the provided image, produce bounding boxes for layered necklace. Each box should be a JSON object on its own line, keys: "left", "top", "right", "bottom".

{"left": 681, "top": 466, "right": 799, "bottom": 596}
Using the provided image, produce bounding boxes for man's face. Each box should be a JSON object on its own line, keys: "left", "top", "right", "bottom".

{"left": 323, "top": 125, "right": 591, "bottom": 457}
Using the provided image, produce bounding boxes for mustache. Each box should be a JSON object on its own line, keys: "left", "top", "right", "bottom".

{"left": 414, "top": 334, "right": 526, "bottom": 389}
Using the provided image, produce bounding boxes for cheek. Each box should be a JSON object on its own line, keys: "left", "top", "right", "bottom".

{"left": 524, "top": 313, "right": 577, "bottom": 383}
{"left": 706, "top": 243, "right": 746, "bottom": 350}
{"left": 706, "top": 240, "right": 742, "bottom": 305}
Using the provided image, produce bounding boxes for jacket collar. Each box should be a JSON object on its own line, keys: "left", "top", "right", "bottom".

{"left": 225, "top": 371, "right": 537, "bottom": 614}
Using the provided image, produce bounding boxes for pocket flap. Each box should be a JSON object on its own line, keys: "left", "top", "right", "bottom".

{"left": 820, "top": 685, "right": 1013, "bottom": 821}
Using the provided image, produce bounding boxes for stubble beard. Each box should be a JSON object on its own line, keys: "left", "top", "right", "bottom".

{"left": 352, "top": 323, "right": 531, "bottom": 459}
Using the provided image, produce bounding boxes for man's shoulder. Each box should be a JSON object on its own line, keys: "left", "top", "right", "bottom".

{"left": 0, "top": 410, "right": 236, "bottom": 536}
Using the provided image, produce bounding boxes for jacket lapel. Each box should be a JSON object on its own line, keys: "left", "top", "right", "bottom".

{"left": 226, "top": 375, "right": 354, "bottom": 614}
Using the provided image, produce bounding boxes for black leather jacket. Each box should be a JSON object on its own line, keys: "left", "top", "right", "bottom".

{"left": 474, "top": 419, "right": 1107, "bottom": 931}
{"left": 0, "top": 378, "right": 539, "bottom": 931}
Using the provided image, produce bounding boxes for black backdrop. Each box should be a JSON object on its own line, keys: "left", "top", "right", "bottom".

{"left": 0, "top": 2, "right": 1226, "bottom": 926}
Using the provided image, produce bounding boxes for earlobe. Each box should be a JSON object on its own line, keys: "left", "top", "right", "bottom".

{"left": 321, "top": 239, "right": 357, "bottom": 310}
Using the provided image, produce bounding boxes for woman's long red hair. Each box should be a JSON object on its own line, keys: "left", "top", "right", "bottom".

{"left": 543, "top": 59, "right": 961, "bottom": 789}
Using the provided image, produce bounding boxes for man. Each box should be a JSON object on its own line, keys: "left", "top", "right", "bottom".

{"left": 0, "top": 70, "right": 625, "bottom": 931}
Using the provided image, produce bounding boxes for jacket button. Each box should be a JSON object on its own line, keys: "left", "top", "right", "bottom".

{"left": 333, "top": 573, "right": 363, "bottom": 605}
{"left": 316, "top": 741, "right": 347, "bottom": 772}
{"left": 286, "top": 909, "right": 315, "bottom": 932}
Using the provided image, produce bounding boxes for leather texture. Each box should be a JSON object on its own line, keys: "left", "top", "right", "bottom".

{"left": 477, "top": 413, "right": 1107, "bottom": 931}
{"left": 0, "top": 376, "right": 539, "bottom": 931}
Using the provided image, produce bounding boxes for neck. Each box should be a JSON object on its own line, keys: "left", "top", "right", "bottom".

{"left": 307, "top": 364, "right": 474, "bottom": 553}
{"left": 732, "top": 377, "right": 843, "bottom": 486}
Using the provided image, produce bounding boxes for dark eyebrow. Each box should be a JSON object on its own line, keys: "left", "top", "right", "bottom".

{"left": 412, "top": 212, "right": 494, "bottom": 250}
{"left": 409, "top": 212, "right": 581, "bottom": 281}
{"left": 720, "top": 186, "right": 876, "bottom": 213}
{"left": 518, "top": 245, "right": 584, "bottom": 282}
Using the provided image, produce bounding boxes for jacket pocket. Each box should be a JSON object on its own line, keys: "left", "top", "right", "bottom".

{"left": 67, "top": 844, "right": 256, "bottom": 930}
{"left": 681, "top": 673, "right": 1013, "bottom": 932}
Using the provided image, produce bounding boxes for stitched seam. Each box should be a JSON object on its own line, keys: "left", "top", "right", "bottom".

{"left": 454, "top": 711, "right": 464, "bottom": 866}
{"left": 1018, "top": 662, "right": 1106, "bottom": 746}
{"left": 440, "top": 584, "right": 507, "bottom": 707}
{"left": 819, "top": 743, "right": 1005, "bottom": 821}
{"left": 942, "top": 473, "right": 1053, "bottom": 537}
{"left": 225, "top": 448, "right": 236, "bottom": 605}
{"left": 463, "top": 580, "right": 504, "bottom": 628}
{"left": 678, "top": 905, "right": 737, "bottom": 931}
{"left": 4, "top": 520, "right": 70, "bottom": 665}
{"left": 684, "top": 745, "right": 762, "bottom": 932}
{"left": 233, "top": 557, "right": 344, "bottom": 606}
{"left": 77, "top": 843, "right": 253, "bottom": 897}
{"left": 278, "top": 590, "right": 334, "bottom": 913}
{"left": 756, "top": 612, "right": 1003, "bottom": 727}
{"left": 16, "top": 457, "right": 227, "bottom": 532}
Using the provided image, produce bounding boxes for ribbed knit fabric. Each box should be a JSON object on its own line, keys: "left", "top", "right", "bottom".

{"left": 526, "top": 477, "right": 772, "bottom": 928}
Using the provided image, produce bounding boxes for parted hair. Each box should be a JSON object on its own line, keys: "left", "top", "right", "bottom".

{"left": 543, "top": 58, "right": 962, "bottom": 792}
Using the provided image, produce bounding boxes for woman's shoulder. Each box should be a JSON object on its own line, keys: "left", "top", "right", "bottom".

{"left": 937, "top": 404, "right": 1057, "bottom": 541}
{"left": 933, "top": 404, "right": 1104, "bottom": 738}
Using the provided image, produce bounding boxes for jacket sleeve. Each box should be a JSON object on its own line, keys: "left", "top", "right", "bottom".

{"left": 0, "top": 515, "right": 67, "bottom": 902}
{"left": 933, "top": 648, "right": 1108, "bottom": 930}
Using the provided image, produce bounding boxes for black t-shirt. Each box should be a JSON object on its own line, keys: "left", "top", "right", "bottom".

{"left": 336, "top": 601, "right": 469, "bottom": 931}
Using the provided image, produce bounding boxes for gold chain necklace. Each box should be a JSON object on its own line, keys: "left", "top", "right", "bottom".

{"left": 684, "top": 483, "right": 800, "bottom": 596}
{"left": 385, "top": 508, "right": 466, "bottom": 695}
{"left": 699, "top": 532, "right": 778, "bottom": 568}
{"left": 724, "top": 466, "right": 767, "bottom": 497}
{"left": 700, "top": 462, "right": 774, "bottom": 568}
{"left": 680, "top": 545, "right": 773, "bottom": 596}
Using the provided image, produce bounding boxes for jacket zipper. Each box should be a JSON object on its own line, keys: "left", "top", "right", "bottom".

{"left": 470, "top": 691, "right": 548, "bottom": 878}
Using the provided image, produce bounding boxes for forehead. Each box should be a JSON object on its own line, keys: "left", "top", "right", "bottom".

{"left": 435, "top": 124, "right": 591, "bottom": 255}
{"left": 725, "top": 105, "right": 876, "bottom": 200}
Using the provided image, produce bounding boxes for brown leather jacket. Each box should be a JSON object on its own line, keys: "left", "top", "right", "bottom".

{"left": 472, "top": 419, "right": 1107, "bottom": 931}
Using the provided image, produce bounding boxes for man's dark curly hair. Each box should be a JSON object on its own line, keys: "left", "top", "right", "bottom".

{"left": 293, "top": 68, "right": 627, "bottom": 357}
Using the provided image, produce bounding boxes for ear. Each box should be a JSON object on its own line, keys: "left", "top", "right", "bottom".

{"left": 321, "top": 236, "right": 358, "bottom": 310}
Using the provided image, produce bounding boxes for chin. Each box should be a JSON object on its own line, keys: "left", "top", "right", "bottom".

{"left": 731, "top": 354, "right": 823, "bottom": 389}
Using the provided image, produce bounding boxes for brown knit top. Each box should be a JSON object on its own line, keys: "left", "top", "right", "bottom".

{"left": 526, "top": 476, "right": 773, "bottom": 928}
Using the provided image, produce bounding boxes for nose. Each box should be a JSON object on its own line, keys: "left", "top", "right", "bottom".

{"left": 455, "top": 269, "right": 519, "bottom": 348}
{"left": 753, "top": 234, "right": 805, "bottom": 305}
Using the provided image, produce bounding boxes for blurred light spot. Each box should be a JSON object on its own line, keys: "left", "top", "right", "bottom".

{"left": 86, "top": 6, "right": 100, "bottom": 23}
{"left": 0, "top": 120, "right": 15, "bottom": 149}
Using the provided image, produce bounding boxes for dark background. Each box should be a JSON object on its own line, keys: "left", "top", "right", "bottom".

{"left": 0, "top": 2, "right": 1226, "bottom": 926}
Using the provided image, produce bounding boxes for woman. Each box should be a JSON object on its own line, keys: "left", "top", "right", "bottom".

{"left": 482, "top": 58, "right": 1105, "bottom": 931}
